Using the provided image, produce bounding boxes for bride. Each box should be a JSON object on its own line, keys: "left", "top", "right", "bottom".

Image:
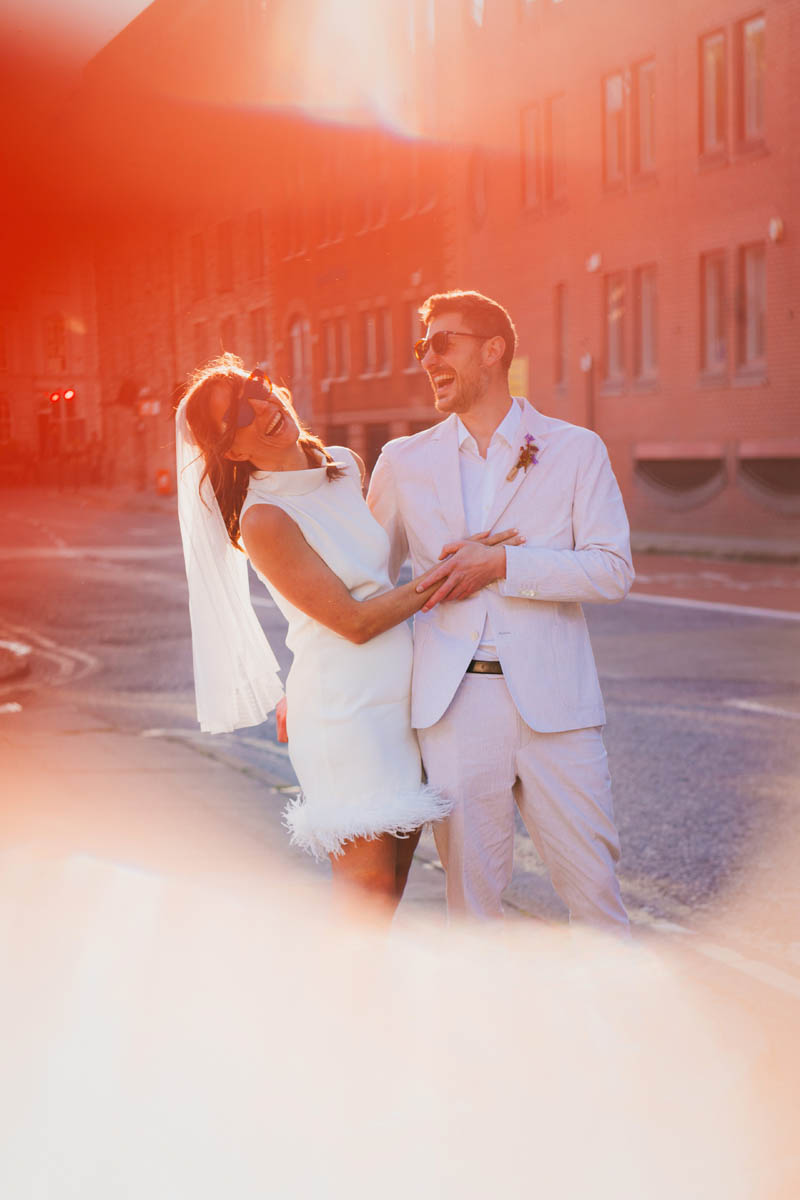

{"left": 176, "top": 355, "right": 520, "bottom": 916}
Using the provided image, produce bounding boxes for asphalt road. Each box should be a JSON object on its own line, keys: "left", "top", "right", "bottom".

{"left": 2, "top": 486, "right": 799, "bottom": 960}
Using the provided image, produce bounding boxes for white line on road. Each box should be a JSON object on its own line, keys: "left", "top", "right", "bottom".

{"left": 141, "top": 728, "right": 291, "bottom": 759}
{"left": 0, "top": 546, "right": 182, "bottom": 560}
{"left": 0, "top": 621, "right": 99, "bottom": 685}
{"left": 626, "top": 591, "right": 800, "bottom": 621}
{"left": 686, "top": 939, "right": 800, "bottom": 1001}
{"left": 724, "top": 699, "right": 800, "bottom": 720}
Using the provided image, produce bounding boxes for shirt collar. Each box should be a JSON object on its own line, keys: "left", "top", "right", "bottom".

{"left": 456, "top": 398, "right": 521, "bottom": 451}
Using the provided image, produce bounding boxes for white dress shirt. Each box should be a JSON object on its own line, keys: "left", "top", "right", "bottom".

{"left": 455, "top": 400, "right": 521, "bottom": 660}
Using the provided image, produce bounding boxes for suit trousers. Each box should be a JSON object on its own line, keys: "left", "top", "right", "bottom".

{"left": 418, "top": 675, "right": 629, "bottom": 931}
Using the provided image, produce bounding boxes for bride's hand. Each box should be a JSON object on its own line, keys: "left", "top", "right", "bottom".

{"left": 442, "top": 528, "right": 526, "bottom": 559}
{"left": 275, "top": 696, "right": 288, "bottom": 743}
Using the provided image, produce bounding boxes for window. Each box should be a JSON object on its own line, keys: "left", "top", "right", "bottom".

{"left": 217, "top": 221, "right": 234, "bottom": 292}
{"left": 0, "top": 394, "right": 10, "bottom": 443}
{"left": 321, "top": 316, "right": 350, "bottom": 380}
{"left": 700, "top": 31, "right": 726, "bottom": 156}
{"left": 43, "top": 314, "right": 66, "bottom": 370}
{"left": 737, "top": 243, "right": 765, "bottom": 369}
{"left": 245, "top": 210, "right": 264, "bottom": 280}
{"left": 426, "top": 0, "right": 436, "bottom": 40}
{"left": 468, "top": 149, "right": 488, "bottom": 226}
{"left": 287, "top": 316, "right": 311, "bottom": 419}
{"left": 633, "top": 265, "right": 658, "bottom": 379}
{"left": 603, "top": 273, "right": 625, "bottom": 382}
{"left": 408, "top": 0, "right": 435, "bottom": 45}
{"left": 220, "top": 314, "right": 237, "bottom": 353}
{"left": 358, "top": 136, "right": 389, "bottom": 231}
{"left": 406, "top": 300, "right": 423, "bottom": 368}
{"left": 319, "top": 143, "right": 345, "bottom": 243}
{"left": 737, "top": 14, "right": 765, "bottom": 145}
{"left": 603, "top": 74, "right": 625, "bottom": 186}
{"left": 190, "top": 233, "right": 206, "bottom": 301}
{"left": 250, "top": 307, "right": 268, "bottom": 361}
{"left": 193, "top": 320, "right": 209, "bottom": 365}
{"left": 553, "top": 284, "right": 567, "bottom": 386}
{"left": 700, "top": 252, "right": 726, "bottom": 373}
{"left": 361, "top": 309, "right": 391, "bottom": 375}
{"left": 521, "top": 104, "right": 541, "bottom": 208}
{"left": 365, "top": 422, "right": 391, "bottom": 472}
{"left": 544, "top": 94, "right": 566, "bottom": 201}
{"left": 285, "top": 166, "right": 307, "bottom": 257}
{"left": 632, "top": 59, "right": 656, "bottom": 174}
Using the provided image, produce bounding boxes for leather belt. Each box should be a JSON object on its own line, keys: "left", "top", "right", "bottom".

{"left": 466, "top": 659, "right": 503, "bottom": 675}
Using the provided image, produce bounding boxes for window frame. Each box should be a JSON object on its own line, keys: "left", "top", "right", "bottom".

{"left": 736, "top": 12, "right": 766, "bottom": 150}
{"left": 631, "top": 58, "right": 656, "bottom": 177}
{"left": 632, "top": 264, "right": 658, "bottom": 381}
{"left": 736, "top": 242, "right": 766, "bottom": 374}
{"left": 603, "top": 72, "right": 627, "bottom": 189}
{"left": 699, "top": 29, "right": 728, "bottom": 161}
{"left": 603, "top": 271, "right": 626, "bottom": 385}
{"left": 699, "top": 250, "right": 728, "bottom": 377}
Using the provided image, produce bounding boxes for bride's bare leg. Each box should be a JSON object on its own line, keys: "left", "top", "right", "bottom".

{"left": 329, "top": 834, "right": 399, "bottom": 920}
{"left": 392, "top": 827, "right": 422, "bottom": 900}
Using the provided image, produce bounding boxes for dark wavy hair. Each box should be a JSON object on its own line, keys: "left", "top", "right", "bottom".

{"left": 181, "top": 353, "right": 344, "bottom": 549}
{"left": 418, "top": 290, "right": 518, "bottom": 372}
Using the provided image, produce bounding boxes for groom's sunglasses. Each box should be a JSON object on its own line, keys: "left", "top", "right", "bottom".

{"left": 223, "top": 366, "right": 274, "bottom": 431}
{"left": 413, "top": 329, "right": 490, "bottom": 363}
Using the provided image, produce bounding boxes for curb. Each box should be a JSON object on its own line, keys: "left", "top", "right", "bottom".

{"left": 0, "top": 640, "right": 33, "bottom": 684}
{"left": 631, "top": 532, "right": 800, "bottom": 565}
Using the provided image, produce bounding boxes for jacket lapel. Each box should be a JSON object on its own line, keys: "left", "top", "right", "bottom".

{"left": 483, "top": 399, "right": 546, "bottom": 532}
{"left": 429, "top": 416, "right": 467, "bottom": 538}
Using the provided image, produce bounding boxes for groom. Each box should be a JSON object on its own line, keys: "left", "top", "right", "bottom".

{"left": 368, "top": 290, "right": 632, "bottom": 930}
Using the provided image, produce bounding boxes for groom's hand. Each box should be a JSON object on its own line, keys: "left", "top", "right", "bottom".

{"left": 416, "top": 538, "right": 511, "bottom": 610}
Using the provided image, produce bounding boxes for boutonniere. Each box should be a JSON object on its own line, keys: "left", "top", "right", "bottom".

{"left": 506, "top": 433, "right": 540, "bottom": 481}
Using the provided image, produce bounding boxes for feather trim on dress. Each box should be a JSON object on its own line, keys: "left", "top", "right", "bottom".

{"left": 283, "top": 784, "right": 451, "bottom": 860}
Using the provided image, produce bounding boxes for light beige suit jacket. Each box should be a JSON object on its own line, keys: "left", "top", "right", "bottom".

{"left": 367, "top": 398, "right": 634, "bottom": 733}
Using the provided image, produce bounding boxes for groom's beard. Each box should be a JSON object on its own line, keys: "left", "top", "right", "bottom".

{"left": 432, "top": 365, "right": 489, "bottom": 415}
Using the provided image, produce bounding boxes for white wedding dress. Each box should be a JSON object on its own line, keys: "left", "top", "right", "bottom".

{"left": 239, "top": 448, "right": 448, "bottom": 859}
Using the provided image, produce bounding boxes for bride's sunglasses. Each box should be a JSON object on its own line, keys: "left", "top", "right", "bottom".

{"left": 223, "top": 365, "right": 273, "bottom": 431}
{"left": 413, "top": 329, "right": 490, "bottom": 363}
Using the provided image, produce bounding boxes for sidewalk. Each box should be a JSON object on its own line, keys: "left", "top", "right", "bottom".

{"left": 0, "top": 693, "right": 447, "bottom": 920}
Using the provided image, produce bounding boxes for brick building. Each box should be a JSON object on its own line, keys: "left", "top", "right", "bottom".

{"left": 0, "top": 239, "right": 103, "bottom": 487}
{"left": 432, "top": 0, "right": 799, "bottom": 545}
{"left": 48, "top": 0, "right": 798, "bottom": 546}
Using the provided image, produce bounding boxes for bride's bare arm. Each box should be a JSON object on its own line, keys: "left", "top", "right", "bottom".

{"left": 241, "top": 504, "right": 520, "bottom": 645}
{"left": 241, "top": 503, "right": 440, "bottom": 644}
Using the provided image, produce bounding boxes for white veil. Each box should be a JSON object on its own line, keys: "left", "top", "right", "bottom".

{"left": 175, "top": 398, "right": 284, "bottom": 734}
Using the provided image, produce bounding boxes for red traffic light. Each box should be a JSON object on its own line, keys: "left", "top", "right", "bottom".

{"left": 49, "top": 391, "right": 61, "bottom": 404}
{"left": 63, "top": 388, "right": 76, "bottom": 402}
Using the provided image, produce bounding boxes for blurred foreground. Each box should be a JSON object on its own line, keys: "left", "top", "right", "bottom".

{"left": 2, "top": 812, "right": 800, "bottom": 1198}
{"left": 1, "top": 681, "right": 800, "bottom": 1197}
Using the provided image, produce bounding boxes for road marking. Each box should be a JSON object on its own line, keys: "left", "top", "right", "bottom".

{"left": 724, "top": 699, "right": 800, "bottom": 721}
{"left": 0, "top": 621, "right": 99, "bottom": 685}
{"left": 686, "top": 939, "right": 800, "bottom": 1001}
{"left": 142, "top": 728, "right": 291, "bottom": 759}
{"left": 0, "top": 546, "right": 182, "bottom": 560}
{"left": 627, "top": 591, "right": 800, "bottom": 621}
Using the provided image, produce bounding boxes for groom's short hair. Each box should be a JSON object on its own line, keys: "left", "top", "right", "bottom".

{"left": 418, "top": 290, "right": 518, "bottom": 373}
